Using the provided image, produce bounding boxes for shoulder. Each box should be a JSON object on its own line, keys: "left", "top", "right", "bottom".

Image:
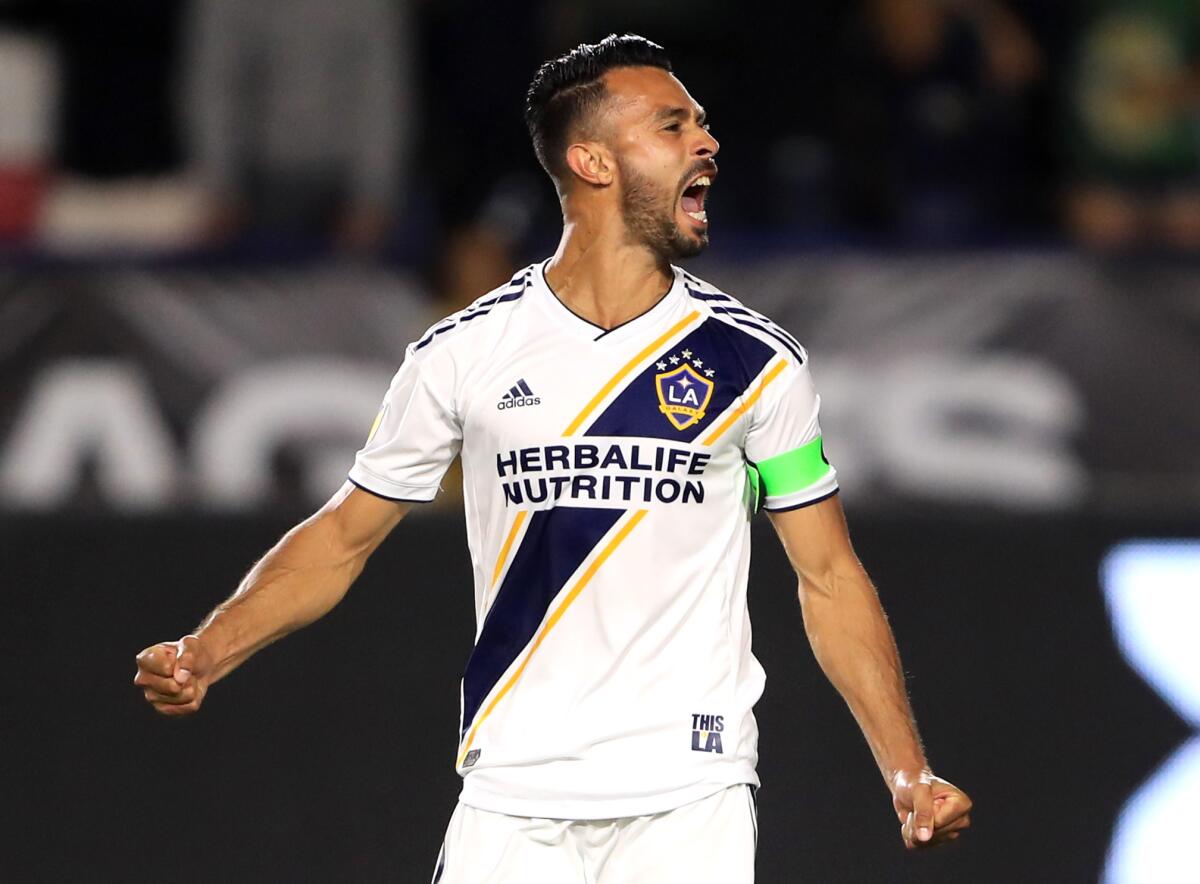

{"left": 408, "top": 265, "right": 536, "bottom": 360}
{"left": 675, "top": 266, "right": 808, "bottom": 366}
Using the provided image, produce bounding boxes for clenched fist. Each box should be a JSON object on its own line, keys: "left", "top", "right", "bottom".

{"left": 133, "top": 635, "right": 213, "bottom": 716}
{"left": 891, "top": 768, "right": 972, "bottom": 850}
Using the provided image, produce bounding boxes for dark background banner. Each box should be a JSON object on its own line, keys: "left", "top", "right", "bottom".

{"left": 6, "top": 513, "right": 1191, "bottom": 883}
{"left": 3, "top": 251, "right": 1199, "bottom": 517}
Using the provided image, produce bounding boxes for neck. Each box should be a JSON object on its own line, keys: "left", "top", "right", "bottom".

{"left": 544, "top": 214, "right": 675, "bottom": 330}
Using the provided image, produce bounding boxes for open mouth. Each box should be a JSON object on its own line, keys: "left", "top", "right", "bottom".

{"left": 680, "top": 172, "right": 714, "bottom": 225}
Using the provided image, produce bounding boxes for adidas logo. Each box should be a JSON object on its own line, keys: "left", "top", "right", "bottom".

{"left": 497, "top": 379, "right": 541, "bottom": 410}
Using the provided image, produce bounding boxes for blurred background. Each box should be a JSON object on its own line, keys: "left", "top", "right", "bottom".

{"left": 1, "top": 0, "right": 1197, "bottom": 881}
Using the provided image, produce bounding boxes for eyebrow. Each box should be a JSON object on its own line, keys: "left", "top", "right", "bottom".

{"left": 654, "top": 106, "right": 707, "bottom": 125}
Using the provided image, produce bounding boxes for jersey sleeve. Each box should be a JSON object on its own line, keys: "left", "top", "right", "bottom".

{"left": 348, "top": 347, "right": 461, "bottom": 502}
{"left": 743, "top": 357, "right": 839, "bottom": 512}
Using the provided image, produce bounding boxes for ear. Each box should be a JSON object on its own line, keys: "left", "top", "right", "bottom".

{"left": 564, "top": 142, "right": 613, "bottom": 188}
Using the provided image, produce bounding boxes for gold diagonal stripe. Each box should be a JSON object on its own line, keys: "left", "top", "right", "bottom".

{"left": 701, "top": 359, "right": 788, "bottom": 446}
{"left": 457, "top": 509, "right": 649, "bottom": 767}
{"left": 480, "top": 510, "right": 528, "bottom": 614}
{"left": 562, "top": 312, "right": 701, "bottom": 436}
{"left": 490, "top": 510, "right": 528, "bottom": 589}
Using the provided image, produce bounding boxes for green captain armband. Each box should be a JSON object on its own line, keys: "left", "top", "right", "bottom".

{"left": 755, "top": 436, "right": 832, "bottom": 498}
{"left": 745, "top": 462, "right": 764, "bottom": 514}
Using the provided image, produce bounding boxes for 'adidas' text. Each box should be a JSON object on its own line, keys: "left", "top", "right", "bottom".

{"left": 498, "top": 379, "right": 541, "bottom": 410}
{"left": 498, "top": 396, "right": 540, "bottom": 410}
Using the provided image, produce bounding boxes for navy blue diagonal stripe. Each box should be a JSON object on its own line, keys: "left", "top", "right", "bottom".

{"left": 508, "top": 385, "right": 522, "bottom": 398}
{"left": 460, "top": 506, "right": 625, "bottom": 738}
{"left": 517, "top": 379, "right": 534, "bottom": 396}
{"left": 584, "top": 317, "right": 776, "bottom": 441}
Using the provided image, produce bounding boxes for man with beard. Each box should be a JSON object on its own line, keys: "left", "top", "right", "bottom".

{"left": 134, "top": 34, "right": 971, "bottom": 882}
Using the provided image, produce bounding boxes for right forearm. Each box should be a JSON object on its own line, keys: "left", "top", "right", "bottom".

{"left": 194, "top": 512, "right": 369, "bottom": 682}
{"left": 136, "top": 485, "right": 406, "bottom": 716}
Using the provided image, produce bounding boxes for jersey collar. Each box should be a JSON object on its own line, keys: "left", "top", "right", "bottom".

{"left": 533, "top": 259, "right": 688, "bottom": 344}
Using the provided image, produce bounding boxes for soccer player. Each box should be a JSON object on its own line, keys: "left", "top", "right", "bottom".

{"left": 134, "top": 34, "right": 972, "bottom": 882}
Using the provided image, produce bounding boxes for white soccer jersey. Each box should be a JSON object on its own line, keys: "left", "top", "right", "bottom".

{"left": 350, "top": 260, "right": 838, "bottom": 819}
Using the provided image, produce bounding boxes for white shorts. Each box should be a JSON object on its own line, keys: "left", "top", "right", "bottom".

{"left": 430, "top": 784, "right": 758, "bottom": 883}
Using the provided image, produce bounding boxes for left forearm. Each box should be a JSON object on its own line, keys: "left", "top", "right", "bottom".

{"left": 767, "top": 500, "right": 971, "bottom": 845}
{"left": 798, "top": 566, "right": 926, "bottom": 784}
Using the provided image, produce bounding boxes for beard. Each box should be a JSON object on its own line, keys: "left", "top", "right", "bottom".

{"left": 617, "top": 159, "right": 708, "bottom": 261}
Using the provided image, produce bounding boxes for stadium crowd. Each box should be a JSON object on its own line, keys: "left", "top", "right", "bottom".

{"left": 2, "top": 0, "right": 1200, "bottom": 289}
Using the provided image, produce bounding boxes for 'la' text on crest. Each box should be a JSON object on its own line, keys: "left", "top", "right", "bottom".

{"left": 655, "top": 363, "right": 715, "bottom": 430}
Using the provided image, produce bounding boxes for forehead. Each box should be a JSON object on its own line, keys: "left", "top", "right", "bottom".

{"left": 601, "top": 66, "right": 703, "bottom": 124}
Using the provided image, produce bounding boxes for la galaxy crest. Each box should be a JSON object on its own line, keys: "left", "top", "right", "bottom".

{"left": 655, "top": 349, "right": 715, "bottom": 431}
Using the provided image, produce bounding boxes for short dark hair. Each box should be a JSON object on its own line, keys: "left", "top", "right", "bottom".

{"left": 525, "top": 34, "right": 672, "bottom": 184}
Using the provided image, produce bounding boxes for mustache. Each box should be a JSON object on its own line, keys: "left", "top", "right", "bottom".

{"left": 679, "top": 160, "right": 718, "bottom": 192}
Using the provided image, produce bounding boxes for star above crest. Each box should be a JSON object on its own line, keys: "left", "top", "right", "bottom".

{"left": 659, "top": 350, "right": 715, "bottom": 379}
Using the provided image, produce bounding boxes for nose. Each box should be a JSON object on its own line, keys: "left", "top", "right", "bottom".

{"left": 695, "top": 126, "right": 719, "bottom": 159}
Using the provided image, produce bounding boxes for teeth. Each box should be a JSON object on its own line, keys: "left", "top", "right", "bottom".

{"left": 686, "top": 210, "right": 707, "bottom": 222}
{"left": 694, "top": 176, "right": 711, "bottom": 187}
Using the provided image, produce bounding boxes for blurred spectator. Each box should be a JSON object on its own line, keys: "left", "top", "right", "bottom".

{"left": 22, "top": 1, "right": 203, "bottom": 254}
{"left": 833, "top": 0, "right": 1044, "bottom": 241}
{"left": 417, "top": 0, "right": 561, "bottom": 309}
{"left": 0, "top": 21, "right": 56, "bottom": 243}
{"left": 53, "top": 0, "right": 184, "bottom": 179}
{"left": 1064, "top": 0, "right": 1200, "bottom": 251}
{"left": 186, "top": 0, "right": 414, "bottom": 257}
